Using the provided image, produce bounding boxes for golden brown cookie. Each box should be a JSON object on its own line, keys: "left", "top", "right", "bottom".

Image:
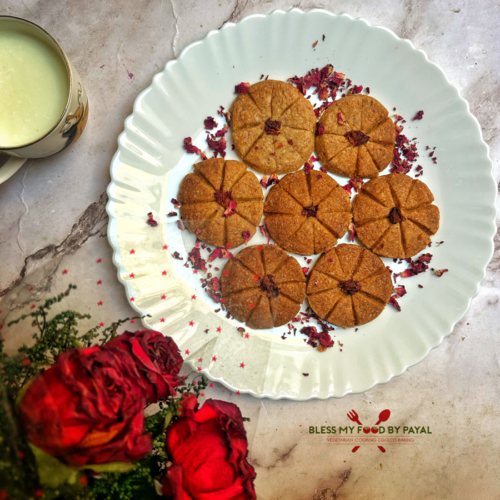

{"left": 352, "top": 174, "right": 440, "bottom": 258}
{"left": 178, "top": 158, "right": 263, "bottom": 248}
{"left": 307, "top": 244, "right": 392, "bottom": 328}
{"left": 230, "top": 80, "right": 316, "bottom": 175}
{"left": 221, "top": 245, "right": 306, "bottom": 329}
{"left": 316, "top": 95, "right": 396, "bottom": 178}
{"left": 263, "top": 169, "right": 351, "bottom": 255}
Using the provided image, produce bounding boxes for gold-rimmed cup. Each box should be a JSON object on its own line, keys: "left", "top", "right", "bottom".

{"left": 0, "top": 16, "right": 88, "bottom": 184}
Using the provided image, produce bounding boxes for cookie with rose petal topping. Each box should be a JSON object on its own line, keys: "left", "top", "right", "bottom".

{"left": 178, "top": 158, "right": 263, "bottom": 248}
{"left": 221, "top": 244, "right": 306, "bottom": 329}
{"left": 263, "top": 169, "right": 351, "bottom": 255}
{"left": 230, "top": 80, "right": 316, "bottom": 174}
{"left": 352, "top": 174, "right": 440, "bottom": 258}
{"left": 316, "top": 95, "right": 396, "bottom": 178}
{"left": 307, "top": 243, "right": 392, "bottom": 328}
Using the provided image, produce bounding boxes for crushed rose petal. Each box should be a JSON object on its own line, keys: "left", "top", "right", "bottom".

{"left": 413, "top": 110, "right": 424, "bottom": 120}
{"left": 188, "top": 247, "right": 207, "bottom": 272}
{"left": 389, "top": 296, "right": 401, "bottom": 311}
{"left": 316, "top": 122, "right": 325, "bottom": 136}
{"left": 265, "top": 119, "right": 281, "bottom": 135}
{"left": 235, "top": 82, "right": 250, "bottom": 94}
{"left": 147, "top": 212, "right": 158, "bottom": 227}
{"left": 259, "top": 225, "right": 271, "bottom": 244}
{"left": 176, "top": 220, "right": 185, "bottom": 231}
{"left": 242, "top": 230, "right": 252, "bottom": 244}
{"left": 204, "top": 116, "right": 217, "bottom": 130}
{"left": 223, "top": 201, "right": 238, "bottom": 217}
{"left": 435, "top": 269, "right": 449, "bottom": 277}
{"left": 345, "top": 130, "right": 370, "bottom": 147}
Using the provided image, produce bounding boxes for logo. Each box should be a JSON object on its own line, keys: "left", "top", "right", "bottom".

{"left": 308, "top": 408, "right": 432, "bottom": 453}
{"left": 347, "top": 409, "right": 390, "bottom": 453}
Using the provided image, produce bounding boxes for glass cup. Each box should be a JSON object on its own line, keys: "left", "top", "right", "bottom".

{"left": 0, "top": 16, "right": 89, "bottom": 184}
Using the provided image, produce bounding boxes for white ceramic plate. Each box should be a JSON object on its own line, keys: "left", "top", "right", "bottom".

{"left": 106, "top": 9, "right": 496, "bottom": 399}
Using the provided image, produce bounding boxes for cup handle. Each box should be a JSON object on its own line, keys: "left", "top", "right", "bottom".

{"left": 0, "top": 156, "right": 27, "bottom": 185}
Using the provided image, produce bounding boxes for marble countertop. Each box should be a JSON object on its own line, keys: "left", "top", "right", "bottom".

{"left": 1, "top": 1, "right": 499, "bottom": 498}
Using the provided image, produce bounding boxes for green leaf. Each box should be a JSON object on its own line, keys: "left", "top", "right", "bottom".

{"left": 162, "top": 411, "right": 173, "bottom": 432}
{"left": 29, "top": 444, "right": 79, "bottom": 488}
{"left": 81, "top": 462, "right": 136, "bottom": 473}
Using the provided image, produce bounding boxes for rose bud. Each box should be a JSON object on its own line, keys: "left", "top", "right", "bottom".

{"left": 18, "top": 346, "right": 151, "bottom": 467}
{"left": 163, "top": 399, "right": 256, "bottom": 499}
{"left": 105, "top": 330, "right": 183, "bottom": 403}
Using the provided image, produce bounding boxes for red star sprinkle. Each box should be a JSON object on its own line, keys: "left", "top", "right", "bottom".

{"left": 130, "top": 319, "right": 135, "bottom": 323}
{"left": 99, "top": 322, "right": 104, "bottom": 327}
{"left": 249, "top": 303, "right": 255, "bottom": 309}
{"left": 253, "top": 274, "right": 259, "bottom": 280}
{"left": 30, "top": 304, "right": 36, "bottom": 309}
{"left": 62, "top": 269, "right": 68, "bottom": 274}
{"left": 0, "top": 325, "right": 3, "bottom": 330}
{"left": 197, "top": 367, "right": 202, "bottom": 371}
{"left": 29, "top": 286, "right": 34, "bottom": 291}
{"left": 189, "top": 320, "right": 194, "bottom": 326}
{"left": 240, "top": 362, "right": 245, "bottom": 368}
{"left": 130, "top": 297, "right": 135, "bottom": 302}
{"left": 185, "top": 349, "right": 190, "bottom": 355}
{"left": 191, "top": 294, "right": 197, "bottom": 300}
{"left": 97, "top": 280, "right": 102, "bottom": 285}
{"left": 130, "top": 249, "right": 135, "bottom": 254}
{"left": 163, "top": 244, "right": 168, "bottom": 250}
{"left": 161, "top": 295, "right": 166, "bottom": 300}
{"left": 198, "top": 357, "right": 203, "bottom": 362}
{"left": 221, "top": 298, "right": 226, "bottom": 303}
{"left": 98, "top": 301, "right": 103, "bottom": 306}
{"left": 130, "top": 273, "right": 135, "bottom": 278}
{"left": 162, "top": 270, "right": 167, "bottom": 275}
{"left": 212, "top": 356, "right": 217, "bottom": 361}
{"left": 160, "top": 318, "right": 165, "bottom": 323}
{"left": 244, "top": 333, "right": 250, "bottom": 339}
{"left": 223, "top": 271, "right": 229, "bottom": 276}
{"left": 216, "top": 326, "right": 222, "bottom": 332}
{"left": 97, "top": 258, "right": 102, "bottom": 263}
{"left": 236, "top": 390, "right": 240, "bottom": 395}
{"left": 209, "top": 382, "right": 214, "bottom": 387}
{"left": 200, "top": 393, "right": 205, "bottom": 397}
{"left": 193, "top": 270, "right": 198, "bottom": 274}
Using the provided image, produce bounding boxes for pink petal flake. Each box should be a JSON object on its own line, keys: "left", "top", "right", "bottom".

{"left": 235, "top": 82, "right": 250, "bottom": 94}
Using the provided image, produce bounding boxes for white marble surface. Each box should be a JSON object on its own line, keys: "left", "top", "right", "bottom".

{"left": 1, "top": 1, "right": 499, "bottom": 498}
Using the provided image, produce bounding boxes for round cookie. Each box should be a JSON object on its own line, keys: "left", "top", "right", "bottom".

{"left": 316, "top": 95, "right": 396, "bottom": 178}
{"left": 178, "top": 158, "right": 263, "bottom": 248}
{"left": 263, "top": 169, "right": 351, "bottom": 255}
{"left": 352, "top": 173, "right": 440, "bottom": 258}
{"left": 307, "top": 244, "right": 393, "bottom": 328}
{"left": 221, "top": 245, "right": 306, "bottom": 329}
{"left": 230, "top": 80, "right": 316, "bottom": 175}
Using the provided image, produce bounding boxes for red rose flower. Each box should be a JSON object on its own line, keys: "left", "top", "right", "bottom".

{"left": 18, "top": 346, "right": 151, "bottom": 467}
{"left": 105, "top": 330, "right": 183, "bottom": 403}
{"left": 163, "top": 399, "right": 256, "bottom": 500}
{"left": 177, "top": 392, "right": 199, "bottom": 417}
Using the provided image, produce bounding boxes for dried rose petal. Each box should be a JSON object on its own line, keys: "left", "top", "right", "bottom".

{"left": 223, "top": 201, "right": 237, "bottom": 217}
{"left": 393, "top": 285, "right": 407, "bottom": 297}
{"left": 188, "top": 247, "right": 207, "bottom": 272}
{"left": 204, "top": 116, "right": 217, "bottom": 130}
{"left": 389, "top": 296, "right": 401, "bottom": 311}
{"left": 303, "top": 161, "right": 313, "bottom": 174}
{"left": 259, "top": 225, "right": 271, "bottom": 244}
{"left": 171, "top": 198, "right": 180, "bottom": 208}
{"left": 301, "top": 205, "right": 319, "bottom": 217}
{"left": 184, "top": 137, "right": 202, "bottom": 155}
{"left": 242, "top": 230, "right": 252, "bottom": 244}
{"left": 435, "top": 269, "right": 449, "bottom": 277}
{"left": 348, "top": 222, "right": 356, "bottom": 242}
{"left": 265, "top": 119, "right": 281, "bottom": 135}
{"left": 312, "top": 40, "right": 318, "bottom": 48}
{"left": 206, "top": 134, "right": 227, "bottom": 158}
{"left": 339, "top": 279, "right": 361, "bottom": 295}
{"left": 345, "top": 130, "right": 370, "bottom": 147}
{"left": 215, "top": 125, "right": 228, "bottom": 138}
{"left": 147, "top": 212, "right": 158, "bottom": 227}
{"left": 214, "top": 186, "right": 234, "bottom": 208}
{"left": 389, "top": 207, "right": 405, "bottom": 224}
{"left": 176, "top": 220, "right": 186, "bottom": 231}
{"left": 412, "top": 110, "right": 424, "bottom": 120}
{"left": 167, "top": 211, "right": 177, "bottom": 217}
{"left": 301, "top": 267, "right": 309, "bottom": 276}
{"left": 337, "top": 112, "right": 344, "bottom": 125}
{"left": 316, "top": 122, "right": 325, "bottom": 136}
{"left": 207, "top": 248, "right": 221, "bottom": 262}
{"left": 235, "top": 82, "right": 250, "bottom": 94}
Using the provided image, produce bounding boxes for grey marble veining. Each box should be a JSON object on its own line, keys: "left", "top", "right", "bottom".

{"left": 1, "top": 1, "right": 499, "bottom": 498}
